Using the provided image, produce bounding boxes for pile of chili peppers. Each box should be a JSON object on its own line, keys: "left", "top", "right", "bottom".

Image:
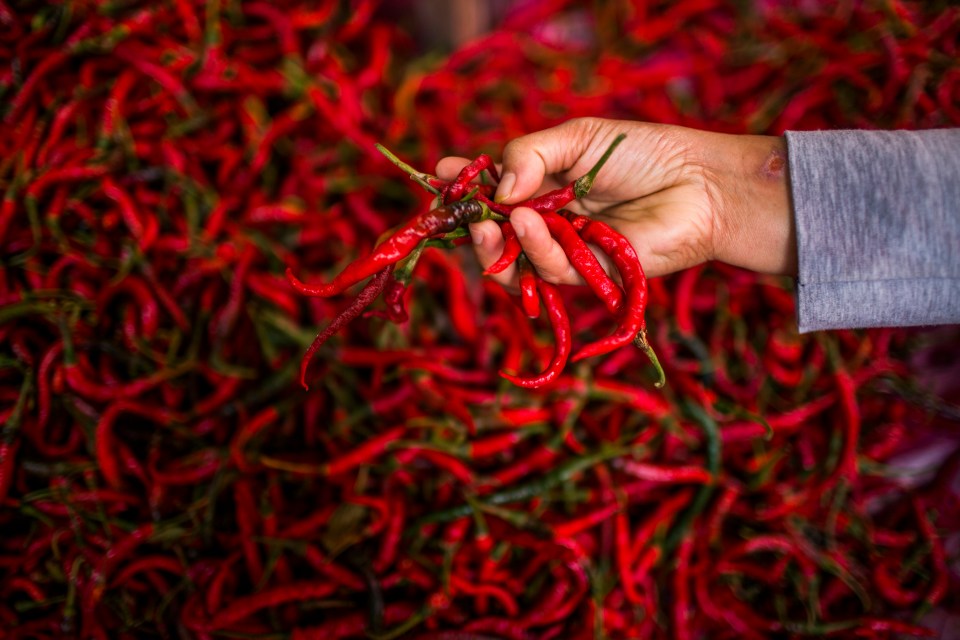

{"left": 2, "top": 1, "right": 960, "bottom": 638}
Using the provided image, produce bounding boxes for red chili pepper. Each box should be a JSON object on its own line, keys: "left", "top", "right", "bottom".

{"left": 672, "top": 536, "right": 694, "bottom": 640}
{"left": 214, "top": 242, "right": 257, "bottom": 338}
{"left": 488, "top": 446, "right": 560, "bottom": 487}
{"left": 0, "top": 435, "right": 20, "bottom": 506}
{"left": 553, "top": 502, "right": 621, "bottom": 538}
{"left": 25, "top": 165, "right": 112, "bottom": 201}
{"left": 539, "top": 211, "right": 624, "bottom": 314}
{"left": 483, "top": 222, "right": 520, "bottom": 275}
{"left": 517, "top": 253, "right": 540, "bottom": 319}
{"left": 325, "top": 425, "right": 406, "bottom": 476}
{"left": 206, "top": 581, "right": 340, "bottom": 630}
{"left": 872, "top": 558, "right": 922, "bottom": 607}
{"left": 287, "top": 200, "right": 483, "bottom": 298}
{"left": 443, "top": 153, "right": 499, "bottom": 203}
{"left": 568, "top": 214, "right": 649, "bottom": 362}
{"left": 366, "top": 274, "right": 409, "bottom": 322}
{"left": 229, "top": 405, "right": 280, "bottom": 471}
{"left": 615, "top": 505, "right": 645, "bottom": 605}
{"left": 500, "top": 277, "right": 570, "bottom": 388}
{"left": 617, "top": 460, "right": 714, "bottom": 484}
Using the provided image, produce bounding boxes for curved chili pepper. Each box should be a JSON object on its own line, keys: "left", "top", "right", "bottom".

{"left": 484, "top": 221, "right": 521, "bottom": 275}
{"left": 444, "top": 153, "right": 499, "bottom": 203}
{"left": 500, "top": 277, "right": 570, "bottom": 388}
{"left": 567, "top": 213, "right": 648, "bottom": 361}
{"left": 540, "top": 211, "right": 624, "bottom": 314}
{"left": 367, "top": 274, "right": 409, "bottom": 322}
{"left": 298, "top": 265, "right": 394, "bottom": 390}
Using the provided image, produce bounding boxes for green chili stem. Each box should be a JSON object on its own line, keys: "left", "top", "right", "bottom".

{"left": 573, "top": 133, "right": 626, "bottom": 198}
{"left": 374, "top": 143, "right": 441, "bottom": 195}
{"left": 634, "top": 329, "right": 666, "bottom": 388}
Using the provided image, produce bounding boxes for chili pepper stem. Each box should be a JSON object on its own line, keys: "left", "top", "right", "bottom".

{"left": 634, "top": 329, "right": 666, "bottom": 388}
{"left": 573, "top": 133, "right": 626, "bottom": 198}
{"left": 374, "top": 143, "right": 441, "bottom": 195}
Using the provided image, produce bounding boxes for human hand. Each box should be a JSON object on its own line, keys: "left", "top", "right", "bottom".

{"left": 436, "top": 117, "right": 796, "bottom": 291}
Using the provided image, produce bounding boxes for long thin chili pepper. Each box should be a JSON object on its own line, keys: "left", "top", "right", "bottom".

{"left": 568, "top": 214, "right": 649, "bottom": 361}
{"left": 551, "top": 210, "right": 664, "bottom": 385}
{"left": 539, "top": 211, "right": 624, "bottom": 314}
{"left": 298, "top": 265, "right": 394, "bottom": 389}
{"left": 500, "top": 277, "right": 570, "bottom": 388}
{"left": 286, "top": 200, "right": 484, "bottom": 298}
{"left": 484, "top": 222, "right": 520, "bottom": 275}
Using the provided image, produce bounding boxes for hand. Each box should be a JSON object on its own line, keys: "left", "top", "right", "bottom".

{"left": 436, "top": 117, "right": 797, "bottom": 291}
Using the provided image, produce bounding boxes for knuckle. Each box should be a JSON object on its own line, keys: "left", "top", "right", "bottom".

{"left": 564, "top": 116, "right": 601, "bottom": 136}
{"left": 501, "top": 137, "right": 527, "bottom": 161}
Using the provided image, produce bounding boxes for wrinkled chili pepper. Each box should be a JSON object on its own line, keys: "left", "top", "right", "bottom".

{"left": 286, "top": 200, "right": 484, "bottom": 298}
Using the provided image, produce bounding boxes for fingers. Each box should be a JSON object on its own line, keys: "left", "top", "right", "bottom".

{"left": 438, "top": 117, "right": 606, "bottom": 203}
{"left": 436, "top": 156, "right": 470, "bottom": 181}
{"left": 594, "top": 194, "right": 714, "bottom": 279}
{"left": 495, "top": 118, "right": 599, "bottom": 203}
{"left": 510, "top": 207, "right": 583, "bottom": 286}
{"left": 469, "top": 219, "right": 518, "bottom": 291}
{"left": 470, "top": 208, "right": 586, "bottom": 290}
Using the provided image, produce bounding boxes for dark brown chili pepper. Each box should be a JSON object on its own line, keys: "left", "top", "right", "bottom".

{"left": 286, "top": 200, "right": 483, "bottom": 297}
{"left": 298, "top": 265, "right": 395, "bottom": 389}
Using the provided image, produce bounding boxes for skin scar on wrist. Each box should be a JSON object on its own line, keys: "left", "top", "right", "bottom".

{"left": 760, "top": 145, "right": 787, "bottom": 180}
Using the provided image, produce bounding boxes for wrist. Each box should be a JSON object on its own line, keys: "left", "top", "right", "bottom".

{"left": 701, "top": 133, "right": 798, "bottom": 275}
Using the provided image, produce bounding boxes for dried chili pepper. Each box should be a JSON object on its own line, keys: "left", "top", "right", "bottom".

{"left": 287, "top": 200, "right": 484, "bottom": 298}
{"left": 297, "top": 265, "right": 394, "bottom": 389}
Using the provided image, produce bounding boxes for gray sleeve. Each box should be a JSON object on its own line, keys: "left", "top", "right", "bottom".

{"left": 784, "top": 129, "right": 960, "bottom": 333}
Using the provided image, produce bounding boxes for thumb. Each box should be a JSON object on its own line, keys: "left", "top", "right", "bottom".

{"left": 494, "top": 118, "right": 599, "bottom": 204}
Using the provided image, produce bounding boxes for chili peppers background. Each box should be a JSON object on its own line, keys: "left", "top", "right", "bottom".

{"left": 2, "top": 0, "right": 960, "bottom": 638}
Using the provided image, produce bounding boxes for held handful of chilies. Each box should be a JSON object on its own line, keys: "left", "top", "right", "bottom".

{"left": 287, "top": 134, "right": 664, "bottom": 390}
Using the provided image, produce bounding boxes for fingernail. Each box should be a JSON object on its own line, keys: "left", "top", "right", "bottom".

{"left": 513, "top": 219, "right": 526, "bottom": 238}
{"left": 494, "top": 173, "right": 515, "bottom": 203}
{"left": 471, "top": 228, "right": 484, "bottom": 245}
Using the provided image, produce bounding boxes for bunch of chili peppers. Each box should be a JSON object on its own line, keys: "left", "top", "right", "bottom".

{"left": 1, "top": 0, "right": 959, "bottom": 638}
{"left": 287, "top": 131, "right": 666, "bottom": 391}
